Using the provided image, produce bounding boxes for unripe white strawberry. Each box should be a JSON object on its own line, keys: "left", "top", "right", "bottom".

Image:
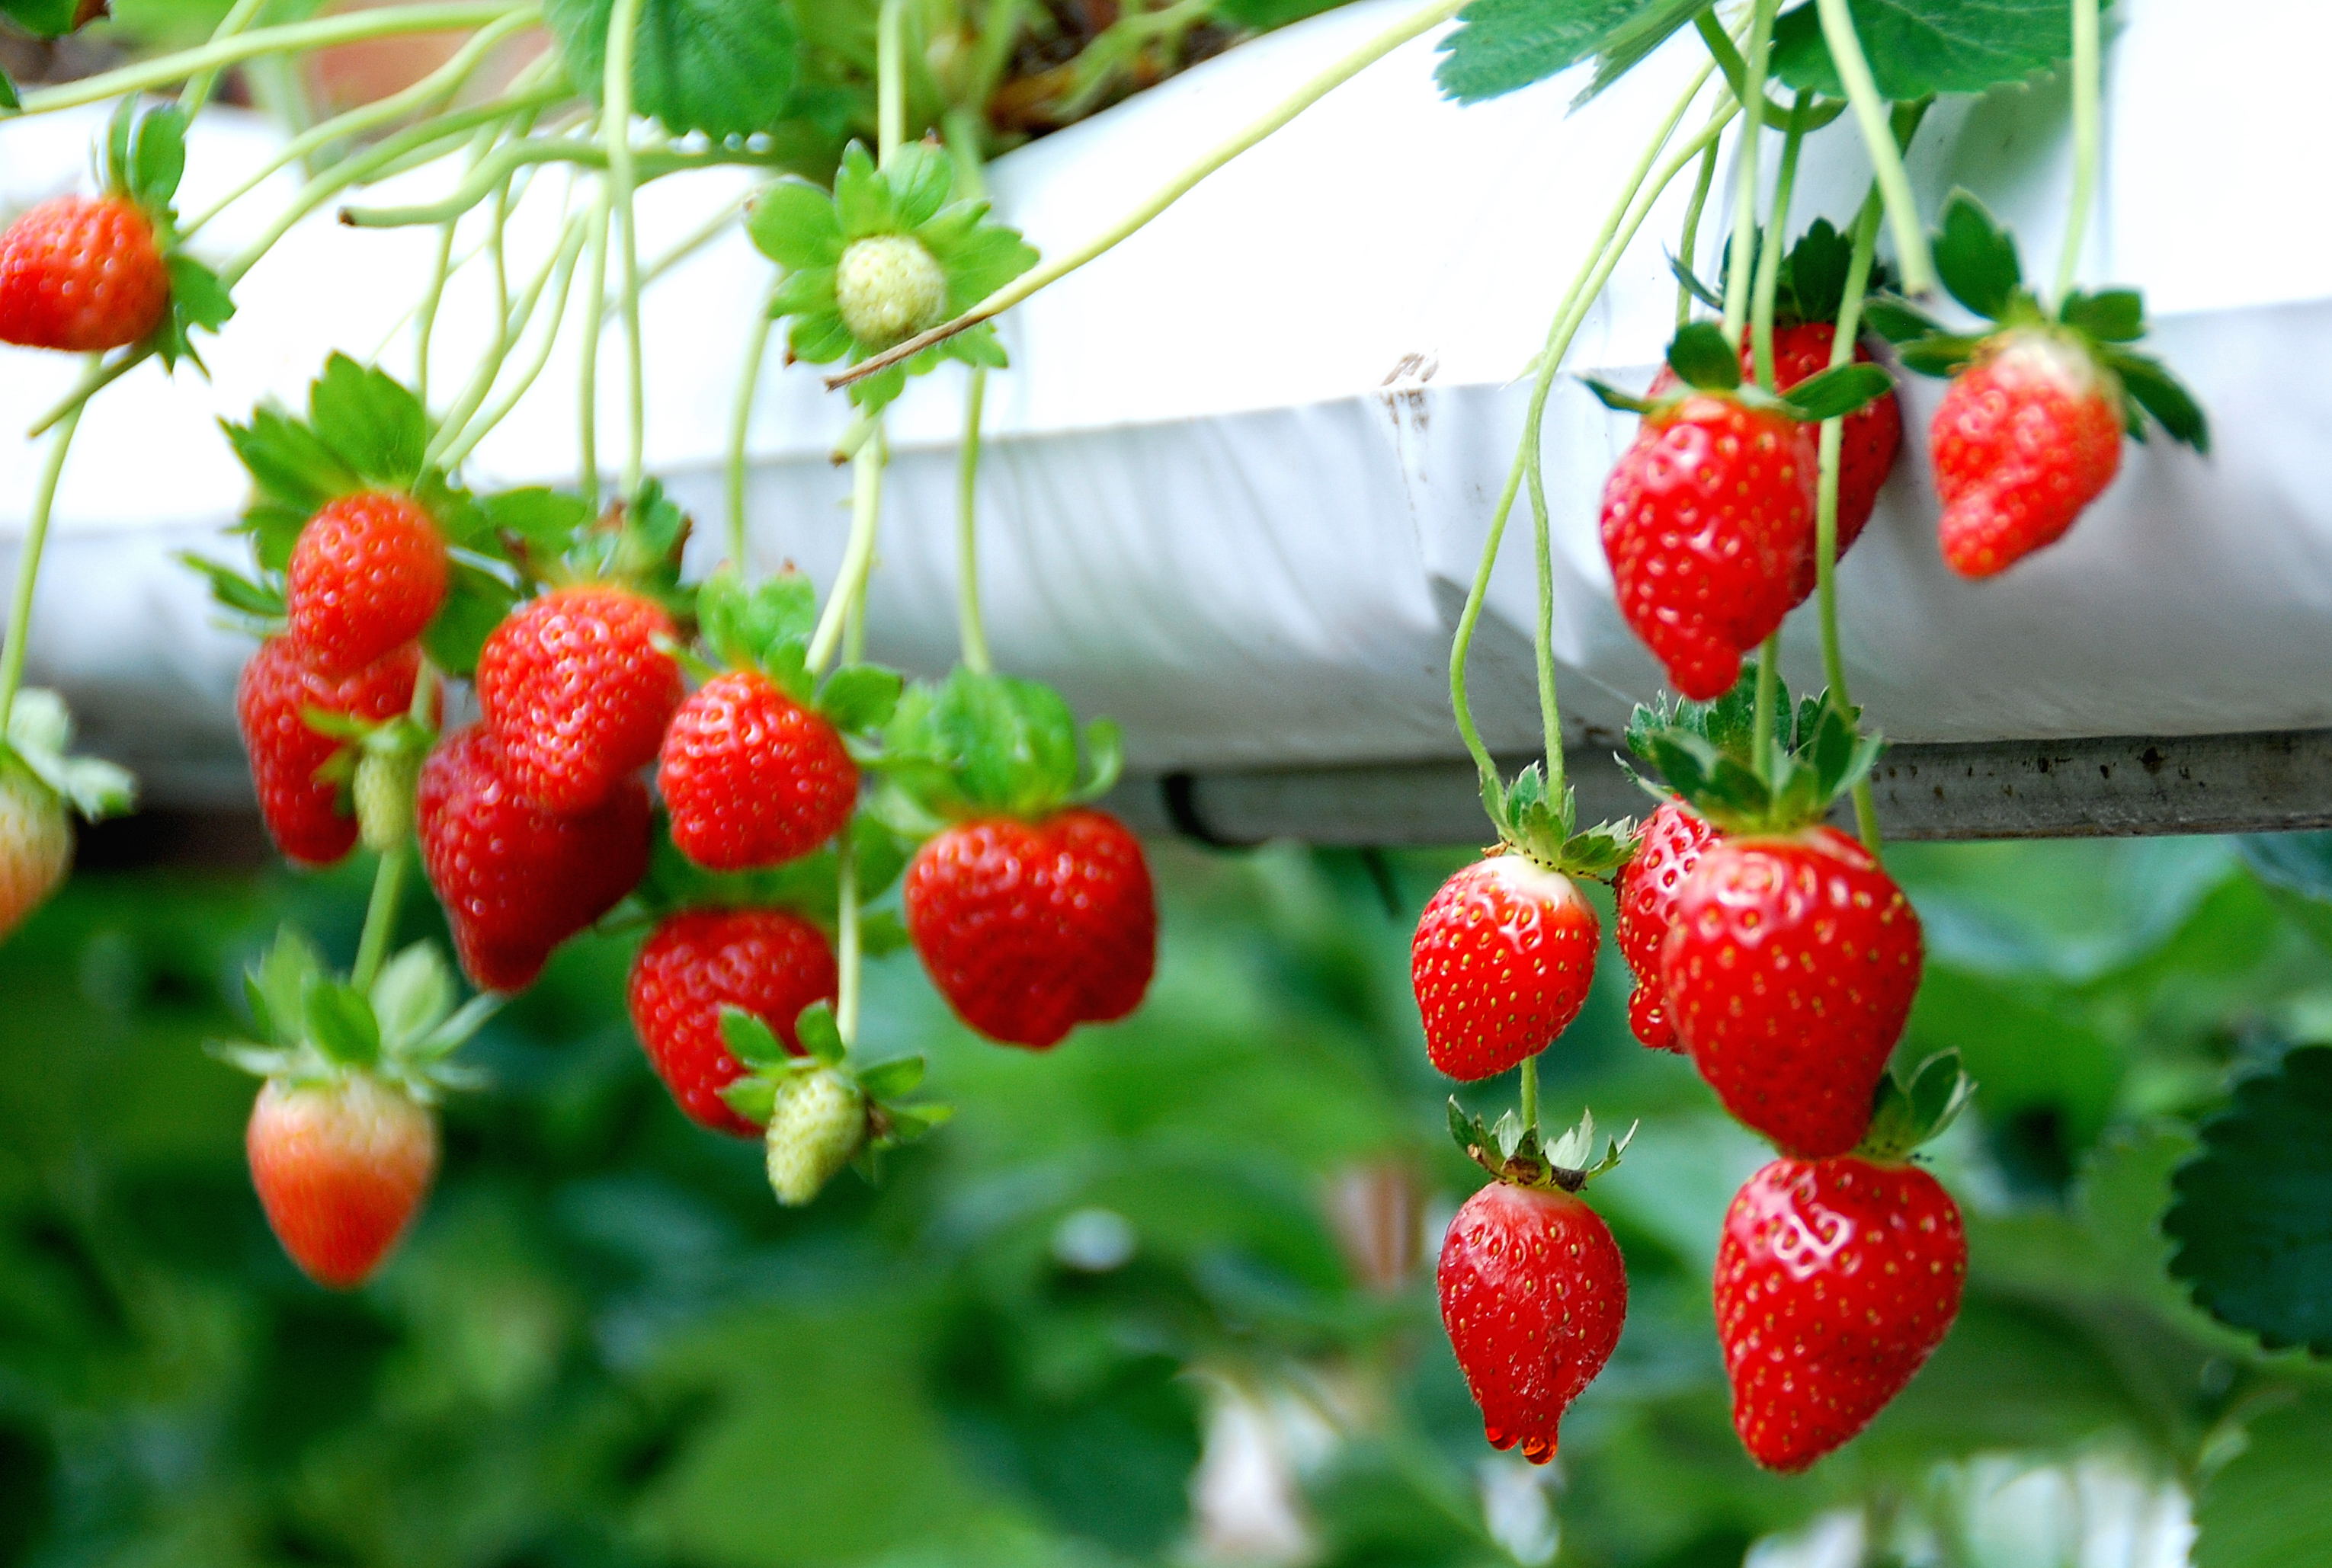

{"left": 0, "top": 760, "right": 71, "bottom": 940}
{"left": 834, "top": 235, "right": 947, "bottom": 350}
{"left": 764, "top": 1066, "right": 866, "bottom": 1206}
{"left": 355, "top": 746, "right": 420, "bottom": 853}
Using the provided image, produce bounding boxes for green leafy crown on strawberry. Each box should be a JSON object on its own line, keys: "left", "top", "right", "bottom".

{"left": 1479, "top": 763, "right": 1634, "bottom": 881}
{"left": 2, "top": 688, "right": 135, "bottom": 825}
{"left": 748, "top": 140, "right": 1039, "bottom": 412}
{"left": 877, "top": 667, "right": 1122, "bottom": 830}
{"left": 622, "top": 814, "right": 915, "bottom": 955}
{"left": 690, "top": 565, "right": 902, "bottom": 737}
{"left": 1856, "top": 1051, "right": 1976, "bottom": 1163}
{"left": 1670, "top": 219, "right": 1895, "bottom": 331}
{"left": 1447, "top": 1101, "right": 1635, "bottom": 1192}
{"left": 208, "top": 929, "right": 496, "bottom": 1105}
{"left": 716, "top": 999, "right": 953, "bottom": 1195}
{"left": 1590, "top": 321, "right": 1896, "bottom": 422}
{"left": 1864, "top": 190, "right": 2209, "bottom": 452}
{"left": 1625, "top": 661, "right": 1882, "bottom": 835}
{"left": 100, "top": 101, "right": 235, "bottom": 370}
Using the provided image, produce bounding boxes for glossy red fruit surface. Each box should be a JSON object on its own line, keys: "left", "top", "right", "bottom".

{"left": 658, "top": 670, "right": 859, "bottom": 870}
{"left": 1716, "top": 1155, "right": 1965, "bottom": 1472}
{"left": 477, "top": 586, "right": 682, "bottom": 813}
{"left": 287, "top": 491, "right": 449, "bottom": 677}
{"left": 1411, "top": 853, "right": 1599, "bottom": 1081}
{"left": 247, "top": 1074, "right": 437, "bottom": 1290}
{"left": 627, "top": 908, "right": 838, "bottom": 1137}
{"left": 1659, "top": 827, "right": 1923, "bottom": 1157}
{"left": 235, "top": 638, "right": 423, "bottom": 868}
{"left": 904, "top": 808, "right": 1155, "bottom": 1049}
{"left": 1613, "top": 799, "right": 1719, "bottom": 1053}
{"left": 416, "top": 725, "right": 652, "bottom": 993}
{"left": 1601, "top": 392, "right": 1817, "bottom": 700}
{"left": 1438, "top": 1181, "right": 1628, "bottom": 1465}
{"left": 0, "top": 195, "right": 169, "bottom": 351}
{"left": 1931, "top": 328, "right": 2125, "bottom": 578}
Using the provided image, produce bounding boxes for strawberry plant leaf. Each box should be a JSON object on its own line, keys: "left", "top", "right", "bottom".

{"left": 697, "top": 565, "right": 817, "bottom": 678}
{"left": 1435, "top": 0, "right": 1709, "bottom": 106}
{"left": 370, "top": 943, "right": 454, "bottom": 1049}
{"left": 424, "top": 563, "right": 520, "bottom": 680}
{"left": 718, "top": 1006, "right": 791, "bottom": 1072}
{"left": 303, "top": 978, "right": 381, "bottom": 1068}
{"left": 856, "top": 1055, "right": 924, "bottom": 1100}
{"left": 127, "top": 105, "right": 188, "bottom": 210}
{"left": 478, "top": 486, "right": 592, "bottom": 554}
{"left": 748, "top": 179, "right": 846, "bottom": 271}
{"left": 2107, "top": 349, "right": 2211, "bottom": 453}
{"left": 543, "top": 0, "right": 801, "bottom": 140}
{"left": 309, "top": 354, "right": 430, "bottom": 489}
{"left": 222, "top": 408, "right": 357, "bottom": 564}
{"left": 164, "top": 256, "right": 236, "bottom": 332}
{"left": 2192, "top": 1392, "right": 2332, "bottom": 1568}
{"left": 793, "top": 1002, "right": 847, "bottom": 1067}
{"left": 1078, "top": 718, "right": 1124, "bottom": 802}
{"left": 1584, "top": 379, "right": 1656, "bottom": 414}
{"left": 251, "top": 928, "right": 324, "bottom": 1048}
{"left": 1932, "top": 190, "right": 2023, "bottom": 321}
{"left": 1770, "top": 0, "right": 2093, "bottom": 101}
{"left": 1666, "top": 251, "right": 1724, "bottom": 311}
{"left": 1665, "top": 321, "right": 1741, "bottom": 392}
{"left": 816, "top": 664, "right": 902, "bottom": 734}
{"left": 1895, "top": 334, "right": 1986, "bottom": 377}
{"left": 859, "top": 909, "right": 909, "bottom": 958}
{"left": 0, "top": 69, "right": 18, "bottom": 111}
{"left": 1779, "top": 361, "right": 1893, "bottom": 421}
{"left": 2164, "top": 1044, "right": 2332, "bottom": 1354}
{"left": 1861, "top": 295, "right": 1941, "bottom": 343}
{"left": 2059, "top": 288, "right": 2144, "bottom": 343}
{"left": 719, "top": 1076, "right": 777, "bottom": 1124}
{"left": 0, "top": 0, "right": 80, "bottom": 39}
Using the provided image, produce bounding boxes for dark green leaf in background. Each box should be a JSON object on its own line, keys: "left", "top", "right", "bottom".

{"left": 1435, "top": 0, "right": 1708, "bottom": 105}
{"left": 2194, "top": 1393, "right": 2332, "bottom": 1568}
{"left": 545, "top": 0, "right": 801, "bottom": 139}
{"left": 1770, "top": 0, "right": 2087, "bottom": 101}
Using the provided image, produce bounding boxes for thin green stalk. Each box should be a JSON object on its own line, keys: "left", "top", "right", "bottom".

{"left": 1449, "top": 78, "right": 1731, "bottom": 802}
{"left": 1814, "top": 0, "right": 1936, "bottom": 295}
{"left": 18, "top": 2, "right": 533, "bottom": 114}
{"left": 578, "top": 192, "right": 612, "bottom": 507}
{"left": 807, "top": 437, "right": 886, "bottom": 674}
{"left": 1525, "top": 389, "right": 1562, "bottom": 789}
{"left": 25, "top": 353, "right": 137, "bottom": 439}
{"left": 415, "top": 220, "right": 459, "bottom": 410}
{"left": 179, "top": 0, "right": 271, "bottom": 117}
{"left": 1750, "top": 632, "right": 1779, "bottom": 781}
{"left": 1519, "top": 1056, "right": 1539, "bottom": 1132}
{"left": 181, "top": 8, "right": 537, "bottom": 235}
{"left": 2055, "top": 0, "right": 2101, "bottom": 302}
{"left": 1675, "top": 137, "right": 1720, "bottom": 326}
{"left": 834, "top": 822, "right": 862, "bottom": 1048}
{"left": 421, "top": 152, "right": 539, "bottom": 469}
{"left": 965, "top": 0, "right": 1027, "bottom": 116}
{"left": 878, "top": 0, "right": 908, "bottom": 166}
{"left": 726, "top": 283, "right": 781, "bottom": 570}
{"left": 956, "top": 369, "right": 994, "bottom": 674}
{"left": 603, "top": 0, "right": 649, "bottom": 498}
{"left": 0, "top": 391, "right": 88, "bottom": 728}
{"left": 341, "top": 141, "right": 778, "bottom": 227}
{"left": 351, "top": 848, "right": 408, "bottom": 992}
{"left": 1818, "top": 189, "right": 1885, "bottom": 850}
{"left": 1719, "top": 0, "right": 1780, "bottom": 347}
{"left": 1748, "top": 92, "right": 1811, "bottom": 390}
{"left": 833, "top": 0, "right": 1471, "bottom": 390}
{"left": 436, "top": 216, "right": 593, "bottom": 470}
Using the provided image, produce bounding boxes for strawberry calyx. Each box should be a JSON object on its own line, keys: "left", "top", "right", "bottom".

{"left": 1448, "top": 1102, "right": 1635, "bottom": 1192}
{"left": 1625, "top": 661, "right": 1880, "bottom": 836}
{"left": 876, "top": 667, "right": 1123, "bottom": 833}
{"left": 1854, "top": 1051, "right": 1976, "bottom": 1163}
{"left": 1482, "top": 761, "right": 1633, "bottom": 881}
{"left": 1587, "top": 322, "right": 1893, "bottom": 424}
{"left": 1863, "top": 190, "right": 2209, "bottom": 453}
{"left": 2, "top": 688, "right": 135, "bottom": 825}
{"left": 715, "top": 1000, "right": 953, "bottom": 1205}
{"left": 617, "top": 815, "right": 913, "bottom": 948}
{"left": 747, "top": 139, "right": 1039, "bottom": 413}
{"left": 99, "top": 101, "right": 235, "bottom": 370}
{"left": 1671, "top": 219, "right": 1895, "bottom": 332}
{"left": 206, "top": 928, "right": 495, "bottom": 1106}
{"left": 688, "top": 563, "right": 902, "bottom": 739}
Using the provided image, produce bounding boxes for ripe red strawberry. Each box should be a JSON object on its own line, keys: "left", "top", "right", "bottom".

{"left": 1613, "top": 798, "right": 1719, "bottom": 1053}
{"left": 1716, "top": 1155, "right": 1966, "bottom": 1471}
{"left": 235, "top": 637, "right": 423, "bottom": 868}
{"left": 1659, "top": 827, "right": 1922, "bottom": 1157}
{"left": 246, "top": 1073, "right": 438, "bottom": 1289}
{"left": 1411, "top": 853, "right": 1599, "bottom": 1080}
{"left": 627, "top": 908, "right": 838, "bottom": 1136}
{"left": 904, "top": 808, "right": 1155, "bottom": 1049}
{"left": 1601, "top": 392, "right": 1817, "bottom": 701}
{"left": 416, "top": 725, "right": 651, "bottom": 993}
{"left": 0, "top": 195, "right": 170, "bottom": 352}
{"left": 476, "top": 585, "right": 683, "bottom": 814}
{"left": 287, "top": 491, "right": 449, "bottom": 677}
{"left": 1438, "top": 1179, "right": 1628, "bottom": 1464}
{"left": 1931, "top": 328, "right": 2125, "bottom": 578}
{"left": 1651, "top": 325, "right": 1900, "bottom": 603}
{"left": 658, "top": 670, "right": 858, "bottom": 871}
{"left": 0, "top": 761, "right": 72, "bottom": 941}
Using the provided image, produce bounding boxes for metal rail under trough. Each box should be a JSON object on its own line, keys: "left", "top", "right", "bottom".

{"left": 1111, "top": 729, "right": 2332, "bottom": 846}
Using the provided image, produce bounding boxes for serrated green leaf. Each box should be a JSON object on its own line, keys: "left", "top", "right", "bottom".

{"left": 2164, "top": 1045, "right": 2332, "bottom": 1353}
{"left": 748, "top": 179, "right": 846, "bottom": 272}
{"left": 1897, "top": 335, "right": 1987, "bottom": 377}
{"left": 1932, "top": 190, "right": 2022, "bottom": 320}
{"left": 179, "top": 552, "right": 287, "bottom": 619}
{"left": 699, "top": 565, "right": 818, "bottom": 683}
{"left": 255, "top": 928, "right": 323, "bottom": 1048}
{"left": 223, "top": 408, "right": 356, "bottom": 562}
{"left": 718, "top": 1006, "right": 792, "bottom": 1071}
{"left": 831, "top": 142, "right": 893, "bottom": 238}
{"left": 793, "top": 1002, "right": 846, "bottom": 1067}
{"left": 720, "top": 1076, "right": 777, "bottom": 1124}
{"left": 2193, "top": 1392, "right": 2332, "bottom": 1568}
{"left": 786, "top": 304, "right": 855, "bottom": 366}
{"left": 817, "top": 664, "right": 901, "bottom": 734}
{"left": 1861, "top": 296, "right": 1942, "bottom": 344}
{"left": 1665, "top": 321, "right": 1741, "bottom": 392}
{"left": 886, "top": 143, "right": 955, "bottom": 229}
{"left": 370, "top": 942, "right": 453, "bottom": 1048}
{"left": 478, "top": 486, "right": 591, "bottom": 552}
{"left": 1584, "top": 378, "right": 1656, "bottom": 414}
{"left": 304, "top": 978, "right": 380, "bottom": 1068}
{"left": 1770, "top": 0, "right": 2085, "bottom": 101}
{"left": 1779, "top": 361, "right": 1894, "bottom": 422}
{"left": 411, "top": 993, "right": 500, "bottom": 1058}
{"left": 855, "top": 1055, "right": 924, "bottom": 1100}
{"left": 2108, "top": 349, "right": 2210, "bottom": 453}
{"left": 1775, "top": 219, "right": 1853, "bottom": 324}
{"left": 164, "top": 255, "right": 236, "bottom": 332}
{"left": 920, "top": 211, "right": 1038, "bottom": 312}
{"left": 1435, "top": 0, "right": 1707, "bottom": 106}
{"left": 2060, "top": 287, "right": 2144, "bottom": 343}
{"left": 309, "top": 354, "right": 429, "bottom": 487}
{"left": 543, "top": 0, "right": 800, "bottom": 139}
{"left": 128, "top": 105, "right": 187, "bottom": 210}
{"left": 423, "top": 563, "right": 519, "bottom": 680}
{"left": 42, "top": 754, "right": 136, "bottom": 821}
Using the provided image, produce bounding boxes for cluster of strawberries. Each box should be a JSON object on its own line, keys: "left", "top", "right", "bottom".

{"left": 207, "top": 360, "right": 1157, "bottom": 1291}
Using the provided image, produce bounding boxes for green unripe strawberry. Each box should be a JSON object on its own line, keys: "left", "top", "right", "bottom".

{"left": 0, "top": 760, "right": 72, "bottom": 941}
{"left": 354, "top": 745, "right": 421, "bottom": 853}
{"left": 764, "top": 1067, "right": 866, "bottom": 1206}
{"left": 834, "top": 235, "right": 947, "bottom": 350}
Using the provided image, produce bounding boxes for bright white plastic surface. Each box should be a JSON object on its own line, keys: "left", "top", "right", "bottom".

{"left": 2, "top": 0, "right": 2327, "bottom": 803}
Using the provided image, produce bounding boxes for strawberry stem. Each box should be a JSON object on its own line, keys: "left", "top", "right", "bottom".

{"left": 1813, "top": 0, "right": 1936, "bottom": 296}
{"left": 1520, "top": 1057, "right": 1539, "bottom": 1134}
{"left": 726, "top": 279, "right": 781, "bottom": 571}
{"left": 1674, "top": 138, "right": 1721, "bottom": 329}
{"left": 0, "top": 392, "right": 88, "bottom": 733}
{"left": 578, "top": 194, "right": 612, "bottom": 507}
{"left": 835, "top": 833, "right": 863, "bottom": 1050}
{"left": 2054, "top": 0, "right": 2102, "bottom": 305}
{"left": 827, "top": 0, "right": 1473, "bottom": 392}
{"left": 351, "top": 847, "right": 409, "bottom": 993}
{"left": 437, "top": 216, "right": 594, "bottom": 472}
{"left": 876, "top": 0, "right": 908, "bottom": 168}
{"left": 1718, "top": 0, "right": 1780, "bottom": 350}
{"left": 1751, "top": 635, "right": 1779, "bottom": 784}
{"left": 956, "top": 370, "right": 995, "bottom": 675}
{"left": 1817, "top": 190, "right": 1887, "bottom": 851}
{"left": 602, "top": 0, "right": 649, "bottom": 501}
{"left": 809, "top": 438, "right": 888, "bottom": 674}
{"left": 1747, "top": 93, "right": 1811, "bottom": 393}
{"left": 178, "top": 0, "right": 268, "bottom": 118}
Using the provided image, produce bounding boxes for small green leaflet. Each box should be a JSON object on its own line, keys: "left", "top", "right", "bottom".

{"left": 543, "top": 0, "right": 801, "bottom": 140}
{"left": 1437, "top": 0, "right": 1709, "bottom": 106}
{"left": 2192, "top": 1393, "right": 2332, "bottom": 1568}
{"left": 1, "top": 0, "right": 82, "bottom": 40}
{"left": 1770, "top": 0, "right": 2095, "bottom": 101}
{"left": 2164, "top": 1045, "right": 2332, "bottom": 1355}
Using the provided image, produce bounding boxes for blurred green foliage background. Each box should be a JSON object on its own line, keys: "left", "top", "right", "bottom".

{"left": 1, "top": 830, "right": 2329, "bottom": 1567}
